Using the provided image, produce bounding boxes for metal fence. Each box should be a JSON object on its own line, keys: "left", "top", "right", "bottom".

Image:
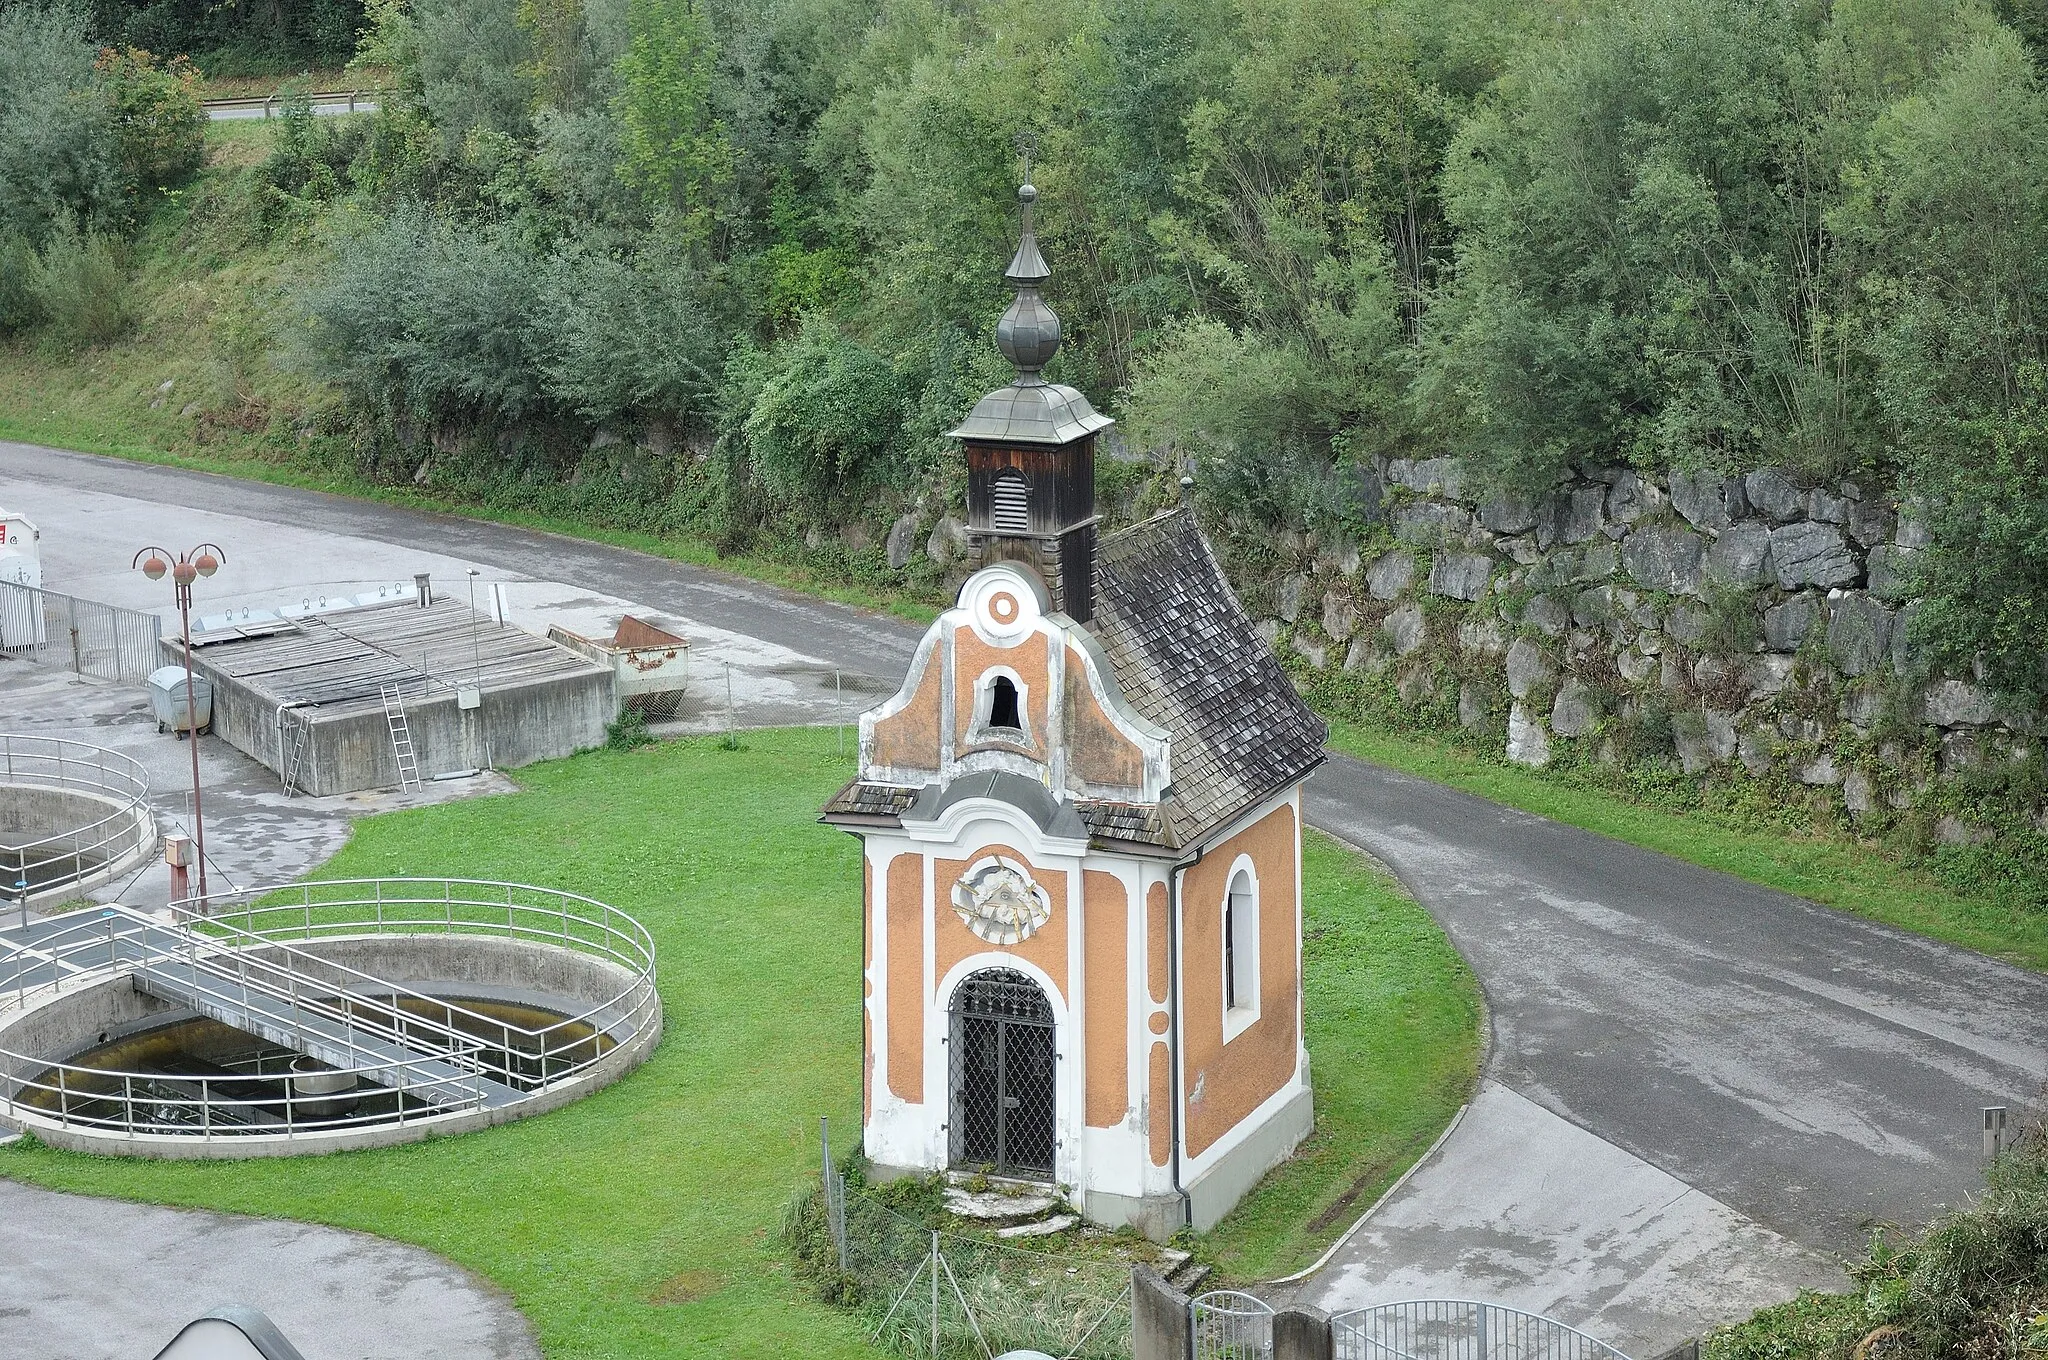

{"left": 0, "top": 581, "right": 163, "bottom": 683}
{"left": 1332, "top": 1301, "right": 1634, "bottom": 1360}
{"left": 0, "top": 733, "right": 155, "bottom": 907}
{"left": 1193, "top": 1290, "right": 1276, "bottom": 1360}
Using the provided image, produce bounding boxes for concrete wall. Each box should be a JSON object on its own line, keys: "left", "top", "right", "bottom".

{"left": 0, "top": 783, "right": 157, "bottom": 904}
{"left": 0, "top": 933, "right": 661, "bottom": 1157}
{"left": 178, "top": 644, "right": 615, "bottom": 796}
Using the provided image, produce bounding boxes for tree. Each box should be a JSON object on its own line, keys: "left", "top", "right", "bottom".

{"left": 0, "top": 1, "right": 124, "bottom": 244}
{"left": 612, "top": 0, "right": 730, "bottom": 235}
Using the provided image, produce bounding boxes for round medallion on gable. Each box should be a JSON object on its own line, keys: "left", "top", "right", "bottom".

{"left": 950, "top": 859, "right": 1054, "bottom": 946}
{"left": 961, "top": 565, "right": 1043, "bottom": 647}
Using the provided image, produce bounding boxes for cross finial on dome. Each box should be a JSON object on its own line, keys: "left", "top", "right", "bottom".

{"left": 997, "top": 181, "right": 1059, "bottom": 377}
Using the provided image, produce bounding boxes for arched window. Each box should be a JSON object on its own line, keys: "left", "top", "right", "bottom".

{"left": 989, "top": 675, "right": 1022, "bottom": 731}
{"left": 992, "top": 471, "right": 1030, "bottom": 533}
{"left": 1223, "top": 863, "right": 1260, "bottom": 1038}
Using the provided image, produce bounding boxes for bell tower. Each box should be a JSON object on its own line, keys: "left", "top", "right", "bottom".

{"left": 947, "top": 183, "right": 1112, "bottom": 623}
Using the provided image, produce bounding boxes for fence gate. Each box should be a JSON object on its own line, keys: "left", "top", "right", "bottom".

{"left": 1331, "top": 1301, "right": 1634, "bottom": 1360}
{"left": 0, "top": 582, "right": 163, "bottom": 683}
{"left": 948, "top": 967, "right": 1056, "bottom": 1177}
{"left": 1192, "top": 1289, "right": 1274, "bottom": 1360}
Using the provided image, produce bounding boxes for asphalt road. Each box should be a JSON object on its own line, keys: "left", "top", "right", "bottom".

{"left": 8, "top": 438, "right": 2047, "bottom": 1265}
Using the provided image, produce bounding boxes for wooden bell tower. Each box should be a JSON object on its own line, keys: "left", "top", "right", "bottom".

{"left": 947, "top": 183, "right": 1112, "bottom": 623}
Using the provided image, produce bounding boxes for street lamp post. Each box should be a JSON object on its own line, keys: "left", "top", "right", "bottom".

{"left": 133, "top": 543, "right": 226, "bottom": 912}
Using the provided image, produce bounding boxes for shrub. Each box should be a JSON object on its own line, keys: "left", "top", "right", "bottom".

{"left": 26, "top": 226, "right": 132, "bottom": 348}
{"left": 0, "top": 1, "right": 123, "bottom": 244}
{"left": 0, "top": 233, "right": 42, "bottom": 333}
{"left": 729, "top": 320, "right": 908, "bottom": 512}
{"left": 93, "top": 45, "right": 204, "bottom": 195}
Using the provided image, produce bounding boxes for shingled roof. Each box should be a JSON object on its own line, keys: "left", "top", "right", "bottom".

{"left": 1088, "top": 508, "right": 1326, "bottom": 848}
{"left": 821, "top": 508, "right": 1325, "bottom": 853}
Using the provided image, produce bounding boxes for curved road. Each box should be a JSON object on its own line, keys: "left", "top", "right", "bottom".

{"left": 6, "top": 441, "right": 2048, "bottom": 1348}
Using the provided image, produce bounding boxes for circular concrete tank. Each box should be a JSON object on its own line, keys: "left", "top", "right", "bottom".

{"left": 0, "top": 879, "right": 660, "bottom": 1156}
{"left": 0, "top": 735, "right": 156, "bottom": 908}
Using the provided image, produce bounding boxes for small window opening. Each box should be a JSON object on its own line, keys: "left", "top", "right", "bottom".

{"left": 989, "top": 675, "right": 1022, "bottom": 731}
{"left": 1225, "top": 871, "right": 1256, "bottom": 1016}
{"left": 992, "top": 472, "right": 1030, "bottom": 533}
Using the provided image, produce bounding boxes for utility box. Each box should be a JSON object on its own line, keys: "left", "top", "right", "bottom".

{"left": 0, "top": 505, "right": 44, "bottom": 650}
{"left": 148, "top": 664, "right": 214, "bottom": 735}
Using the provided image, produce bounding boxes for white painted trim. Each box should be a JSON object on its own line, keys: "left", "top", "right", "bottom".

{"left": 964, "top": 663, "right": 1034, "bottom": 748}
{"left": 932, "top": 951, "right": 1077, "bottom": 1187}
{"left": 899, "top": 797, "right": 1091, "bottom": 861}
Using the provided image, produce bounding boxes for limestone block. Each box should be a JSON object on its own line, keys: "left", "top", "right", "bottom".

{"left": 1551, "top": 677, "right": 1601, "bottom": 737}
{"left": 1746, "top": 654, "right": 1796, "bottom": 696}
{"left": 1771, "top": 522, "right": 1859, "bottom": 589}
{"left": 1292, "top": 634, "right": 1328, "bottom": 670}
{"left": 1458, "top": 617, "right": 1506, "bottom": 657}
{"left": 1430, "top": 552, "right": 1494, "bottom": 601}
{"left": 1806, "top": 487, "right": 1848, "bottom": 524}
{"left": 1617, "top": 648, "right": 1657, "bottom": 684}
{"left": 1692, "top": 655, "right": 1729, "bottom": 689}
{"left": 926, "top": 516, "right": 968, "bottom": 565}
{"left": 1705, "top": 709, "right": 1738, "bottom": 760}
{"left": 1392, "top": 501, "right": 1472, "bottom": 546}
{"left": 1538, "top": 487, "right": 1608, "bottom": 549}
{"left": 1389, "top": 456, "right": 1466, "bottom": 498}
{"left": 1459, "top": 682, "right": 1491, "bottom": 730}
{"left": 1676, "top": 724, "right": 1716, "bottom": 775}
{"left": 1501, "top": 535, "right": 1542, "bottom": 565}
{"left": 1826, "top": 592, "right": 1893, "bottom": 678}
{"left": 887, "top": 513, "right": 921, "bottom": 569}
{"left": 1522, "top": 594, "right": 1569, "bottom": 637}
{"left": 1573, "top": 585, "right": 1624, "bottom": 627}
{"left": 1256, "top": 619, "right": 1281, "bottom": 648}
{"left": 1764, "top": 595, "right": 1819, "bottom": 652}
{"left": 1843, "top": 769, "right": 1873, "bottom": 815}
{"left": 1744, "top": 468, "right": 1806, "bottom": 522}
{"left": 1846, "top": 498, "right": 1895, "bottom": 548}
{"left": 1506, "top": 637, "right": 1556, "bottom": 698}
{"left": 1322, "top": 591, "right": 1358, "bottom": 643}
{"left": 1621, "top": 524, "right": 1706, "bottom": 596}
{"left": 1607, "top": 472, "right": 1665, "bottom": 523}
{"left": 1478, "top": 493, "right": 1538, "bottom": 535}
{"left": 1366, "top": 550, "right": 1416, "bottom": 601}
{"left": 1571, "top": 540, "right": 1621, "bottom": 582}
{"left": 1841, "top": 684, "right": 1885, "bottom": 729}
{"left": 1669, "top": 470, "right": 1739, "bottom": 532}
{"left": 1704, "top": 521, "right": 1773, "bottom": 587}
{"left": 1797, "top": 752, "right": 1841, "bottom": 785}
{"left": 1507, "top": 702, "right": 1551, "bottom": 766}
{"left": 1890, "top": 600, "right": 1921, "bottom": 675}
{"left": 1923, "top": 679, "right": 1996, "bottom": 727}
{"left": 1895, "top": 503, "right": 1931, "bottom": 549}
{"left": 1335, "top": 542, "right": 1362, "bottom": 576}
{"left": 1276, "top": 573, "right": 1307, "bottom": 623}
{"left": 1737, "top": 727, "right": 1774, "bottom": 774}
{"left": 1384, "top": 602, "right": 1428, "bottom": 657}
{"left": 1937, "top": 814, "right": 1992, "bottom": 846}
{"left": 1343, "top": 637, "right": 1385, "bottom": 675}
{"left": 1666, "top": 605, "right": 1709, "bottom": 648}
{"left": 1866, "top": 544, "right": 1915, "bottom": 602}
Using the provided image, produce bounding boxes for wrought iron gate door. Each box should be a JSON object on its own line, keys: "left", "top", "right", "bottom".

{"left": 949, "top": 968, "right": 1056, "bottom": 1177}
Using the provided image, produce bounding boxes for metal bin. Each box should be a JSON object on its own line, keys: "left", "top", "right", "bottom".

{"left": 148, "top": 664, "right": 213, "bottom": 735}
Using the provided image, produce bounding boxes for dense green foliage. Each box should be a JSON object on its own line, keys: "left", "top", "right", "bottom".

{"left": 71, "top": 0, "right": 365, "bottom": 75}
{"left": 1712, "top": 1118, "right": 2048, "bottom": 1360}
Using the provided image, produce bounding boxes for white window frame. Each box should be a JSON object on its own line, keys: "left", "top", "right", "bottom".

{"left": 966, "top": 665, "right": 1033, "bottom": 748}
{"left": 1221, "top": 855, "right": 1261, "bottom": 1043}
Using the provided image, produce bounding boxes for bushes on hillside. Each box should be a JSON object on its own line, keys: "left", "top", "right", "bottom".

{"left": 0, "top": 1, "right": 126, "bottom": 244}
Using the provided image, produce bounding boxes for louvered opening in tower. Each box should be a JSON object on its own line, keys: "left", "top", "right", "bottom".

{"left": 992, "top": 472, "right": 1030, "bottom": 533}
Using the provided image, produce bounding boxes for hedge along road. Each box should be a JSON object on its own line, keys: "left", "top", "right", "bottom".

{"left": 7, "top": 441, "right": 2048, "bottom": 1336}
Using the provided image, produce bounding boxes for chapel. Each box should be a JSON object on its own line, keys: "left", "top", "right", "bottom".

{"left": 821, "top": 184, "right": 1327, "bottom": 1240}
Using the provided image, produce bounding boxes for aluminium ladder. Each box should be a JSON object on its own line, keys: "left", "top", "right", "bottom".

{"left": 379, "top": 684, "right": 422, "bottom": 791}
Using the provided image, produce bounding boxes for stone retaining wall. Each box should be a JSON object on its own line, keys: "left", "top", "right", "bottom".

{"left": 1247, "top": 457, "right": 2025, "bottom": 846}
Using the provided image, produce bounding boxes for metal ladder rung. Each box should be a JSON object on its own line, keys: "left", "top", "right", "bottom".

{"left": 379, "top": 683, "right": 422, "bottom": 791}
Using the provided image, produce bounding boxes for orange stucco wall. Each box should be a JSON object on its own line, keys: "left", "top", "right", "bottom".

{"left": 871, "top": 648, "right": 943, "bottom": 774}
{"left": 1064, "top": 645, "right": 1147, "bottom": 791}
{"left": 1179, "top": 801, "right": 1301, "bottom": 1158}
{"left": 1083, "top": 869, "right": 1129, "bottom": 1129}
{"left": 1148, "top": 1042, "right": 1172, "bottom": 1167}
{"left": 1145, "top": 881, "right": 1169, "bottom": 1005}
{"left": 886, "top": 854, "right": 924, "bottom": 1104}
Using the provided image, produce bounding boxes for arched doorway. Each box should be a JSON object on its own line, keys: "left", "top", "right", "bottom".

{"left": 948, "top": 968, "right": 1056, "bottom": 1177}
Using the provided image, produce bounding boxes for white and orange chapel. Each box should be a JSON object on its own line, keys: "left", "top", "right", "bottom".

{"left": 822, "top": 184, "right": 1327, "bottom": 1240}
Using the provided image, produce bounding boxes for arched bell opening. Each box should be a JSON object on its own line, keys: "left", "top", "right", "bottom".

{"left": 947, "top": 967, "right": 1056, "bottom": 1178}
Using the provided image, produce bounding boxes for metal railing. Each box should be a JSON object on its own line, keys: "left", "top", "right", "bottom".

{"left": 0, "top": 581, "right": 164, "bottom": 683}
{"left": 0, "top": 734, "right": 155, "bottom": 907}
{"left": 1194, "top": 1290, "right": 1275, "bottom": 1360}
{"left": 1332, "top": 1301, "right": 1635, "bottom": 1360}
{"left": 0, "top": 879, "right": 656, "bottom": 1141}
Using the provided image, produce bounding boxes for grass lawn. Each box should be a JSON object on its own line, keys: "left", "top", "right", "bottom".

{"left": 0, "top": 728, "right": 1480, "bottom": 1355}
{"left": 1329, "top": 719, "right": 2048, "bottom": 972}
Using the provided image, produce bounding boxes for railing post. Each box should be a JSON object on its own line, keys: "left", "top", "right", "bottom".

{"left": 1477, "top": 1304, "right": 1489, "bottom": 1360}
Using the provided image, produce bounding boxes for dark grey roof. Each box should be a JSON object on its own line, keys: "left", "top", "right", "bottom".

{"left": 1089, "top": 508, "right": 1327, "bottom": 847}
{"left": 946, "top": 379, "right": 1114, "bottom": 445}
{"left": 906, "top": 771, "right": 1090, "bottom": 841}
